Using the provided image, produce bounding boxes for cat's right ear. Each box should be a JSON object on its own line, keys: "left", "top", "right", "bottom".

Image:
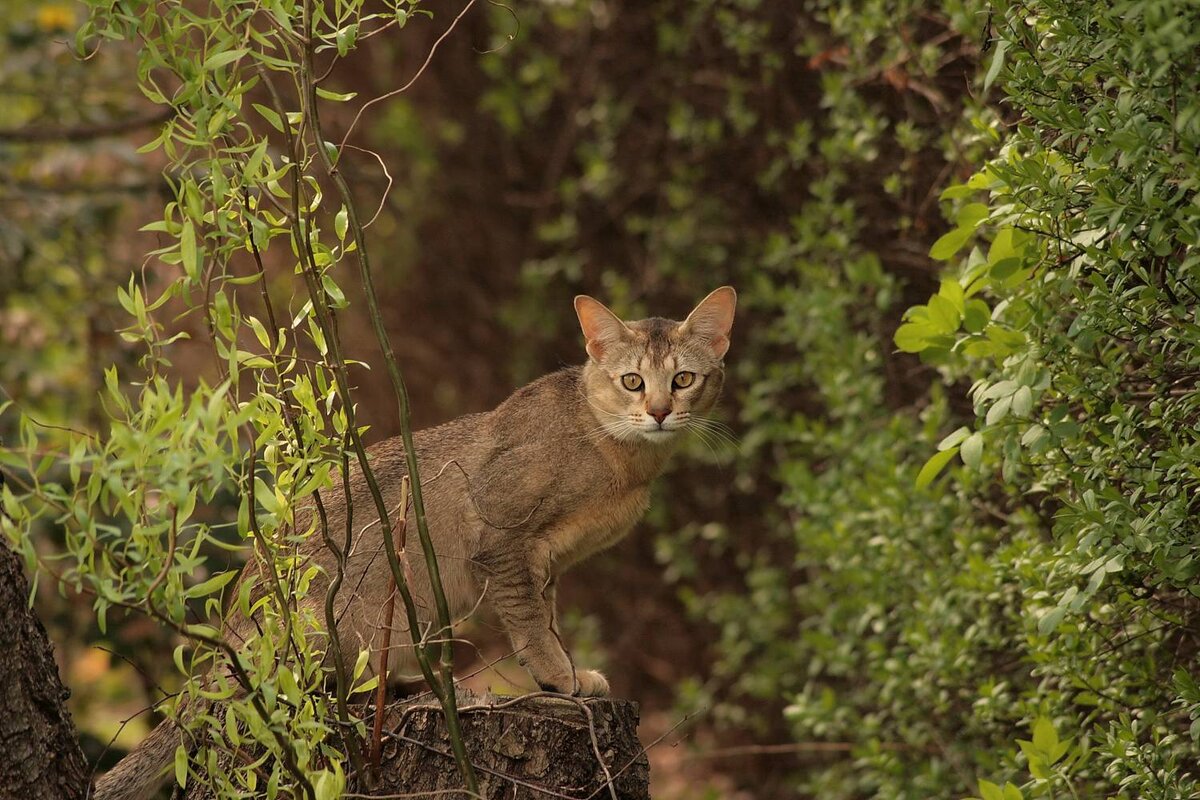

{"left": 574, "top": 295, "right": 630, "bottom": 361}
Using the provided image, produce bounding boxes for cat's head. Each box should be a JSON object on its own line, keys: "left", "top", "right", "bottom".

{"left": 574, "top": 287, "right": 736, "bottom": 444}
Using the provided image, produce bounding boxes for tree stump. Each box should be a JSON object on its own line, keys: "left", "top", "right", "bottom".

{"left": 362, "top": 690, "right": 650, "bottom": 799}
{"left": 181, "top": 690, "right": 650, "bottom": 799}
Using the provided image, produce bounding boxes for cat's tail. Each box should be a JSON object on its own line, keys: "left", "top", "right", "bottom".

{"left": 92, "top": 718, "right": 181, "bottom": 800}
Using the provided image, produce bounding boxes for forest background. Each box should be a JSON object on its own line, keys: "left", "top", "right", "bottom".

{"left": 1, "top": 0, "right": 1198, "bottom": 798}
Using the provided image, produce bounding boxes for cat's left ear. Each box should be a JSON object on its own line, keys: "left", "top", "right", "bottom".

{"left": 681, "top": 286, "right": 737, "bottom": 358}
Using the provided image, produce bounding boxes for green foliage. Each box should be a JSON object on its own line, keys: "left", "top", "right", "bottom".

{"left": 894, "top": 1, "right": 1200, "bottom": 797}
{"left": 0, "top": 0, "right": 481, "bottom": 796}
{"left": 475, "top": 0, "right": 1200, "bottom": 797}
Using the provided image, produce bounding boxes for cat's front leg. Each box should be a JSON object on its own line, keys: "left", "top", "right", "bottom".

{"left": 543, "top": 578, "right": 609, "bottom": 696}
{"left": 472, "top": 549, "right": 608, "bottom": 696}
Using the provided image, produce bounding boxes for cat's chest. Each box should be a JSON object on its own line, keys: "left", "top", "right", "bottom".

{"left": 545, "top": 485, "right": 651, "bottom": 573}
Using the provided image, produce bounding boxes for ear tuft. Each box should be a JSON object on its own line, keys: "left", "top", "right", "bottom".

{"left": 574, "top": 295, "right": 631, "bottom": 360}
{"left": 681, "top": 286, "right": 737, "bottom": 358}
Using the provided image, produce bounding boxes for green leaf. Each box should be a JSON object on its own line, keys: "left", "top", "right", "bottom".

{"left": 183, "top": 569, "right": 237, "bottom": 600}
{"left": 930, "top": 226, "right": 973, "bottom": 260}
{"left": 278, "top": 667, "right": 301, "bottom": 705}
{"left": 254, "top": 476, "right": 280, "bottom": 515}
{"left": 963, "top": 299, "right": 990, "bottom": 333}
{"left": 983, "top": 39, "right": 1009, "bottom": 92}
{"left": 322, "top": 274, "right": 347, "bottom": 308}
{"left": 352, "top": 674, "right": 380, "bottom": 695}
{"left": 894, "top": 320, "right": 937, "bottom": 353}
{"left": 956, "top": 202, "right": 989, "bottom": 229}
{"left": 313, "top": 767, "right": 344, "bottom": 800}
{"left": 202, "top": 49, "right": 247, "bottom": 70}
{"left": 1011, "top": 385, "right": 1033, "bottom": 417}
{"left": 315, "top": 87, "right": 358, "bottom": 102}
{"left": 336, "top": 23, "right": 359, "bottom": 56}
{"left": 1018, "top": 739, "right": 1050, "bottom": 779}
{"left": 253, "top": 103, "right": 284, "bottom": 132}
{"left": 180, "top": 220, "right": 200, "bottom": 280}
{"left": 175, "top": 745, "right": 188, "bottom": 789}
{"left": 989, "top": 257, "right": 1022, "bottom": 281}
{"left": 352, "top": 648, "right": 371, "bottom": 681}
{"left": 978, "top": 779, "right": 1004, "bottom": 800}
{"left": 1032, "top": 717, "right": 1058, "bottom": 753}
{"left": 961, "top": 432, "right": 984, "bottom": 468}
{"left": 1021, "top": 424, "right": 1047, "bottom": 447}
{"left": 986, "top": 394, "right": 1012, "bottom": 426}
{"left": 247, "top": 316, "right": 272, "bottom": 350}
{"left": 940, "top": 183, "right": 975, "bottom": 200}
{"left": 916, "top": 447, "right": 958, "bottom": 489}
{"left": 928, "top": 295, "right": 961, "bottom": 331}
{"left": 1002, "top": 782, "right": 1024, "bottom": 800}
{"left": 1039, "top": 605, "right": 1067, "bottom": 635}
{"left": 937, "top": 426, "right": 970, "bottom": 451}
{"left": 335, "top": 206, "right": 348, "bottom": 241}
{"left": 244, "top": 140, "right": 268, "bottom": 180}
{"left": 938, "top": 278, "right": 965, "bottom": 314}
{"left": 987, "top": 226, "right": 1017, "bottom": 263}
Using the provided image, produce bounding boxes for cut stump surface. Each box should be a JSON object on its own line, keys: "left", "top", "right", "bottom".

{"left": 363, "top": 690, "right": 650, "bottom": 799}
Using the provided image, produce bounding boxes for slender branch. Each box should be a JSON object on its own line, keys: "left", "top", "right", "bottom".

{"left": 372, "top": 477, "right": 410, "bottom": 774}
{"left": 337, "top": 0, "right": 479, "bottom": 155}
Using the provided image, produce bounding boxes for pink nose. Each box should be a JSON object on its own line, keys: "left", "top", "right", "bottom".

{"left": 648, "top": 409, "right": 670, "bottom": 424}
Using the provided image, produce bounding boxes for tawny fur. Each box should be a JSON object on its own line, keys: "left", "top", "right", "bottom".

{"left": 93, "top": 288, "right": 735, "bottom": 800}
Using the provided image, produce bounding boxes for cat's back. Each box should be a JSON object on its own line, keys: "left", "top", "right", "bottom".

{"left": 488, "top": 366, "right": 586, "bottom": 442}
{"left": 366, "top": 367, "right": 588, "bottom": 486}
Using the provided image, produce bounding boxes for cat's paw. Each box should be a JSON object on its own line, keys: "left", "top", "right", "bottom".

{"left": 574, "top": 669, "right": 610, "bottom": 697}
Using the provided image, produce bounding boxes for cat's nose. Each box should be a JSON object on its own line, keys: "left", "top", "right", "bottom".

{"left": 648, "top": 408, "right": 670, "bottom": 424}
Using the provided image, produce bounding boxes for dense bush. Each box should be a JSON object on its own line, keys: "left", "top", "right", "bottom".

{"left": 469, "top": 0, "right": 1200, "bottom": 797}
{"left": 891, "top": 1, "right": 1200, "bottom": 796}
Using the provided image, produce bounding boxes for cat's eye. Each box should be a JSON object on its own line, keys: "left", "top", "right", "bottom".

{"left": 621, "top": 373, "right": 644, "bottom": 392}
{"left": 672, "top": 371, "right": 696, "bottom": 390}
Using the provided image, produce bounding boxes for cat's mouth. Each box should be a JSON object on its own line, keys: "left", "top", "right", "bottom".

{"left": 638, "top": 427, "right": 679, "bottom": 442}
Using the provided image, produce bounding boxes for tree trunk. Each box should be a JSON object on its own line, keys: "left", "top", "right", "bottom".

{"left": 0, "top": 543, "right": 89, "bottom": 800}
{"left": 363, "top": 691, "right": 651, "bottom": 799}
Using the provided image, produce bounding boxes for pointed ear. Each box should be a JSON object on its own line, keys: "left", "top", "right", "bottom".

{"left": 574, "top": 295, "right": 631, "bottom": 360}
{"left": 681, "top": 286, "right": 737, "bottom": 358}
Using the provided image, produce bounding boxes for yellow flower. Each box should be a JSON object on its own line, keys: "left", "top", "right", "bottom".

{"left": 35, "top": 4, "right": 76, "bottom": 33}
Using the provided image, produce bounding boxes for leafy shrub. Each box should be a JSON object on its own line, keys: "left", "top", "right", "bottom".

{"left": 479, "top": 0, "right": 1200, "bottom": 796}
{"left": 893, "top": 1, "right": 1200, "bottom": 797}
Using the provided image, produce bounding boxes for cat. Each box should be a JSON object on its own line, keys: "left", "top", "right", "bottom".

{"left": 94, "top": 286, "right": 736, "bottom": 800}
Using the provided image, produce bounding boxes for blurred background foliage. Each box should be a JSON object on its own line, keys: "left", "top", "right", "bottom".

{"left": 1, "top": 0, "right": 1198, "bottom": 797}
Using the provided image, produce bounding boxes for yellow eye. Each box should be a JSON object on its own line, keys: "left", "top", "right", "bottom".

{"left": 621, "top": 373, "right": 644, "bottom": 391}
{"left": 672, "top": 371, "right": 695, "bottom": 389}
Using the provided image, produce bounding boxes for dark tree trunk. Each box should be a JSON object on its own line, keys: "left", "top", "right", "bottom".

{"left": 364, "top": 691, "right": 650, "bottom": 799}
{"left": 0, "top": 543, "right": 89, "bottom": 800}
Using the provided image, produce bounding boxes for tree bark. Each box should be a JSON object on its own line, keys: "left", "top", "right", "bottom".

{"left": 364, "top": 691, "right": 651, "bottom": 799}
{"left": 0, "top": 543, "right": 90, "bottom": 800}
